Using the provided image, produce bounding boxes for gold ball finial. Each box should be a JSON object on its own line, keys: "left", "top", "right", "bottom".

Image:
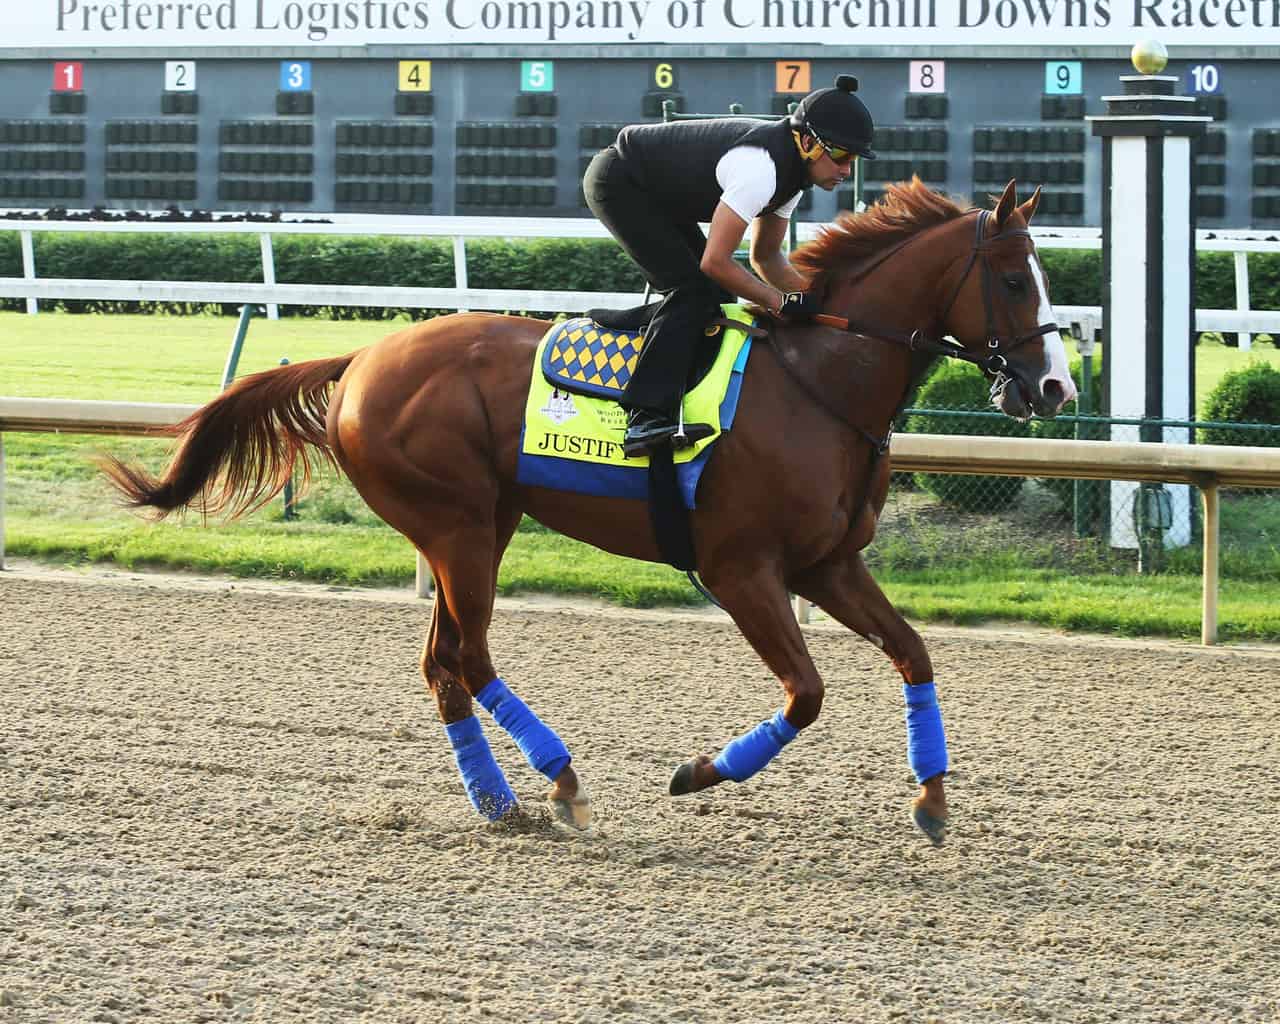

{"left": 1131, "top": 39, "right": 1168, "bottom": 75}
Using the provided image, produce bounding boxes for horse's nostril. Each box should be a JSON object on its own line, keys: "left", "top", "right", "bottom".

{"left": 1041, "top": 377, "right": 1068, "bottom": 410}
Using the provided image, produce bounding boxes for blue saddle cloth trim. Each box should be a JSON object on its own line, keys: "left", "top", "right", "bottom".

{"left": 517, "top": 338, "right": 753, "bottom": 510}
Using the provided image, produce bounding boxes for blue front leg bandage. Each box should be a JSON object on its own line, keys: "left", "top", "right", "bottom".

{"left": 904, "top": 681, "right": 949, "bottom": 783}
{"left": 476, "top": 678, "right": 571, "bottom": 782}
{"left": 712, "top": 710, "right": 800, "bottom": 783}
{"left": 444, "top": 715, "right": 518, "bottom": 820}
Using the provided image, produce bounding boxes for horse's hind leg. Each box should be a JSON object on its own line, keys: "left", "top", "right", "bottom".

{"left": 423, "top": 501, "right": 589, "bottom": 828}
{"left": 791, "top": 547, "right": 949, "bottom": 847}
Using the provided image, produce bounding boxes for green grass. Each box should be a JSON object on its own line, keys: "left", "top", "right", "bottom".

{"left": 3, "top": 312, "right": 1279, "bottom": 639}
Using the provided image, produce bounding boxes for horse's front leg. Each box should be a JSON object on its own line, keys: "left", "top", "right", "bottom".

{"left": 669, "top": 566, "right": 824, "bottom": 797}
{"left": 792, "top": 545, "right": 950, "bottom": 846}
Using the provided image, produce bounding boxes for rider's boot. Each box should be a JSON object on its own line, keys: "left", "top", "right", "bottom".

{"left": 622, "top": 407, "right": 680, "bottom": 456}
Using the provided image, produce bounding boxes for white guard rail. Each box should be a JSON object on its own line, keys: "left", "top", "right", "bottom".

{"left": 2, "top": 218, "right": 1278, "bottom": 342}
{"left": 5, "top": 397, "right": 1280, "bottom": 646}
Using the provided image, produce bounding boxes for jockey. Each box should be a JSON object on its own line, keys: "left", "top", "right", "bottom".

{"left": 583, "top": 74, "right": 876, "bottom": 456}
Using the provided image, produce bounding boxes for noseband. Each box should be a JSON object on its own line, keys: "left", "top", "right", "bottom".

{"left": 811, "top": 208, "right": 1059, "bottom": 377}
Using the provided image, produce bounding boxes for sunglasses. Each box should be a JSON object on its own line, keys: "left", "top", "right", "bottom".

{"left": 808, "top": 128, "right": 858, "bottom": 164}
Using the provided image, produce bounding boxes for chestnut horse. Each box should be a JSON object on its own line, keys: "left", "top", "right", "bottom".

{"left": 102, "top": 179, "right": 1076, "bottom": 844}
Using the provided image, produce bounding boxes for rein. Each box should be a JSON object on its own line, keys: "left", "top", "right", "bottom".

{"left": 763, "top": 207, "right": 1059, "bottom": 451}
{"left": 811, "top": 209, "right": 1059, "bottom": 377}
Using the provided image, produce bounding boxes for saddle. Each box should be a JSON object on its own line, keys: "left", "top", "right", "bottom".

{"left": 541, "top": 301, "right": 759, "bottom": 406}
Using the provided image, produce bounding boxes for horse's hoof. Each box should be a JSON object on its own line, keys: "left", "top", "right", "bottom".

{"left": 548, "top": 786, "right": 591, "bottom": 830}
{"left": 912, "top": 804, "right": 948, "bottom": 847}
{"left": 669, "top": 756, "right": 714, "bottom": 797}
{"left": 669, "top": 762, "right": 697, "bottom": 796}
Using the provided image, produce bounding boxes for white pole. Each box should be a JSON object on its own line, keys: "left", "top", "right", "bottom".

{"left": 260, "top": 233, "right": 279, "bottom": 321}
{"left": 416, "top": 552, "right": 432, "bottom": 598}
{"left": 20, "top": 230, "right": 36, "bottom": 315}
{"left": 1233, "top": 250, "right": 1252, "bottom": 352}
{"left": 793, "top": 594, "right": 811, "bottom": 624}
{"left": 452, "top": 237, "right": 468, "bottom": 312}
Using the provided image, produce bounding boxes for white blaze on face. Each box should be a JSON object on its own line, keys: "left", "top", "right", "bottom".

{"left": 1028, "top": 253, "right": 1077, "bottom": 411}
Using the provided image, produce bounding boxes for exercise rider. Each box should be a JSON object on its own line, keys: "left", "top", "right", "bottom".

{"left": 582, "top": 74, "right": 877, "bottom": 457}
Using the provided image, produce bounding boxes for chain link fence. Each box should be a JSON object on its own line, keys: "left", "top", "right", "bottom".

{"left": 874, "top": 401, "right": 1280, "bottom": 581}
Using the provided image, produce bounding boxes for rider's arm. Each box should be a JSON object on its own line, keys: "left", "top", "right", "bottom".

{"left": 700, "top": 203, "right": 787, "bottom": 313}
{"left": 749, "top": 211, "right": 809, "bottom": 295}
{"left": 706, "top": 148, "right": 808, "bottom": 312}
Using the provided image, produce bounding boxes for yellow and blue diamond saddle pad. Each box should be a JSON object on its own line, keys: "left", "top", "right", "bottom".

{"left": 517, "top": 304, "right": 756, "bottom": 509}
{"left": 539, "top": 316, "right": 648, "bottom": 400}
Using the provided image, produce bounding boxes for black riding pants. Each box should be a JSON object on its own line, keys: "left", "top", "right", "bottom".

{"left": 583, "top": 146, "right": 731, "bottom": 416}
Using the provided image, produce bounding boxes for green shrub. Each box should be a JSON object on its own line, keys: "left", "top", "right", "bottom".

{"left": 1199, "top": 362, "right": 1280, "bottom": 446}
{"left": 904, "top": 361, "right": 1031, "bottom": 511}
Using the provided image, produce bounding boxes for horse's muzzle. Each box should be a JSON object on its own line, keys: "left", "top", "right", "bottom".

{"left": 992, "top": 368, "right": 1073, "bottom": 421}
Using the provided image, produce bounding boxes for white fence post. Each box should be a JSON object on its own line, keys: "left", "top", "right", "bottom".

{"left": 452, "top": 236, "right": 468, "bottom": 312}
{"left": 260, "top": 233, "right": 279, "bottom": 321}
{"left": 1234, "top": 250, "right": 1252, "bottom": 352}
{"left": 20, "top": 230, "right": 36, "bottom": 315}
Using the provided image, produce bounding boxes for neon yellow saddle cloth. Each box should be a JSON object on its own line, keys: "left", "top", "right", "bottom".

{"left": 516, "top": 305, "right": 757, "bottom": 506}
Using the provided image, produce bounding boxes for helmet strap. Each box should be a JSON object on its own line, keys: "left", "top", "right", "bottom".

{"left": 792, "top": 129, "right": 824, "bottom": 163}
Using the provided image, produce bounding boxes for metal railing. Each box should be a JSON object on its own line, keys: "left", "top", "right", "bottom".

{"left": 2, "top": 216, "right": 1278, "bottom": 338}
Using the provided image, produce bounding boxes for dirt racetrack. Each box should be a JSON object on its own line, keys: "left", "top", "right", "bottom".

{"left": 2, "top": 565, "right": 1278, "bottom": 1024}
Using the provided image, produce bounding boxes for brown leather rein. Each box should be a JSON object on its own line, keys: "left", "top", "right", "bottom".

{"left": 807, "top": 208, "right": 1059, "bottom": 376}
{"left": 760, "top": 208, "right": 1060, "bottom": 452}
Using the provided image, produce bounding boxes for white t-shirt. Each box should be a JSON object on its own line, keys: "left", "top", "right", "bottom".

{"left": 715, "top": 146, "right": 802, "bottom": 223}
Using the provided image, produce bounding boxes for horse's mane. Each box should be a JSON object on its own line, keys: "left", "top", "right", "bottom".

{"left": 793, "top": 177, "right": 972, "bottom": 288}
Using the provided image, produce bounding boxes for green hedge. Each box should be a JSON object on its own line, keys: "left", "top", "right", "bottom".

{"left": 1199, "top": 362, "right": 1280, "bottom": 446}
{"left": 2, "top": 229, "right": 1277, "bottom": 317}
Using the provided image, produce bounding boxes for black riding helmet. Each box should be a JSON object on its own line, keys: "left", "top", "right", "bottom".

{"left": 789, "top": 74, "right": 876, "bottom": 160}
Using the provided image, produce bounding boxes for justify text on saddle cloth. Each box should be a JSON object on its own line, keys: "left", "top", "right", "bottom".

{"left": 517, "top": 308, "right": 754, "bottom": 505}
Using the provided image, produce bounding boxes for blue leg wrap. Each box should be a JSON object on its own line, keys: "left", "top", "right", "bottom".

{"left": 476, "top": 678, "right": 572, "bottom": 782}
{"left": 712, "top": 710, "right": 800, "bottom": 784}
{"left": 904, "top": 682, "right": 949, "bottom": 784}
{"left": 444, "top": 715, "right": 517, "bottom": 820}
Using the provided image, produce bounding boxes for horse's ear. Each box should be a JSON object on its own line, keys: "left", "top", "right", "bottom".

{"left": 1018, "top": 186, "right": 1042, "bottom": 225}
{"left": 994, "top": 180, "right": 1018, "bottom": 227}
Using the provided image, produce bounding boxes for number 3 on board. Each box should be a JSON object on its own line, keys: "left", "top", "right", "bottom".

{"left": 280, "top": 61, "right": 311, "bottom": 91}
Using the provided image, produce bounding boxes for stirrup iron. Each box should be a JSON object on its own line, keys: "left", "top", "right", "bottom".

{"left": 671, "top": 392, "right": 714, "bottom": 451}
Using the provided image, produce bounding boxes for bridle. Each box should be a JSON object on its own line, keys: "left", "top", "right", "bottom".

{"left": 764, "top": 206, "right": 1060, "bottom": 452}
{"left": 810, "top": 208, "right": 1060, "bottom": 378}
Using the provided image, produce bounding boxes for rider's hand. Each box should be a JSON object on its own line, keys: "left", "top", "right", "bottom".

{"left": 776, "top": 291, "right": 821, "bottom": 322}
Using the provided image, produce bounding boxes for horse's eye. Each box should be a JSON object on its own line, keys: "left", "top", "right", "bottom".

{"left": 1003, "top": 274, "right": 1028, "bottom": 295}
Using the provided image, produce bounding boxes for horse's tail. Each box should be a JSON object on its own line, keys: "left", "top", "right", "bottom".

{"left": 99, "top": 351, "right": 359, "bottom": 519}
